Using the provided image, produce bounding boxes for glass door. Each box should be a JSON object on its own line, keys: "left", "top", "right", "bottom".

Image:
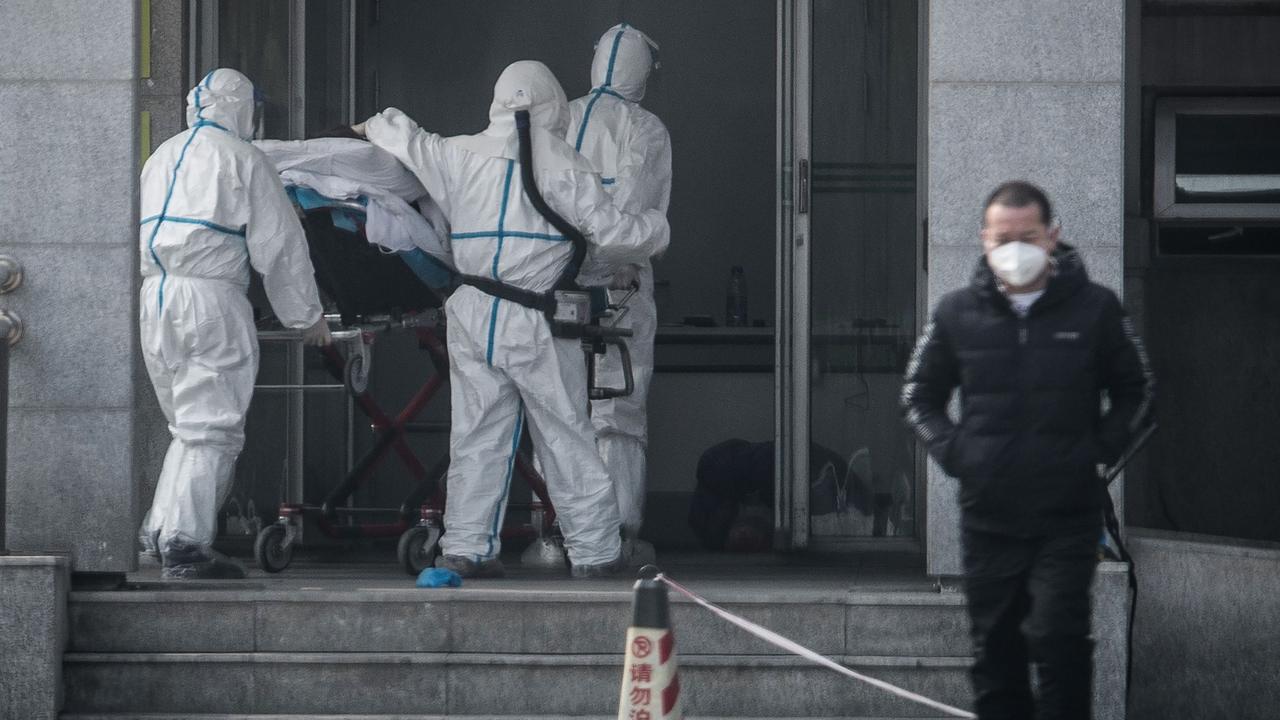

{"left": 779, "top": 0, "right": 923, "bottom": 550}
{"left": 193, "top": 0, "right": 355, "bottom": 139}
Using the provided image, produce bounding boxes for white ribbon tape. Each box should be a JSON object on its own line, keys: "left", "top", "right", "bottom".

{"left": 655, "top": 573, "right": 976, "bottom": 719}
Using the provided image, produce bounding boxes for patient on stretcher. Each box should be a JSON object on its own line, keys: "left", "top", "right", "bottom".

{"left": 255, "top": 134, "right": 621, "bottom": 319}
{"left": 251, "top": 136, "right": 458, "bottom": 325}
{"left": 257, "top": 136, "right": 454, "bottom": 286}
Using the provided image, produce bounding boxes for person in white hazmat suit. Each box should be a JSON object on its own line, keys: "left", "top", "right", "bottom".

{"left": 356, "top": 60, "right": 669, "bottom": 578}
{"left": 566, "top": 24, "right": 673, "bottom": 566}
{"left": 138, "top": 68, "right": 331, "bottom": 579}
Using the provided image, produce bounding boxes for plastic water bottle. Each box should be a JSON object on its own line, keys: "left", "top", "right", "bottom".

{"left": 726, "top": 265, "right": 748, "bottom": 327}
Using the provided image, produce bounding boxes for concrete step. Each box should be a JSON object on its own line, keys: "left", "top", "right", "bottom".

{"left": 68, "top": 588, "right": 971, "bottom": 658}
{"left": 62, "top": 652, "right": 972, "bottom": 718}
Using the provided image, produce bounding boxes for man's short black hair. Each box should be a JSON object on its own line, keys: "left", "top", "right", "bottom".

{"left": 984, "top": 180, "right": 1052, "bottom": 226}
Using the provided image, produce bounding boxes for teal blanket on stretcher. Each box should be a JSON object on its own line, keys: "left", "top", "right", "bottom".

{"left": 286, "top": 185, "right": 453, "bottom": 290}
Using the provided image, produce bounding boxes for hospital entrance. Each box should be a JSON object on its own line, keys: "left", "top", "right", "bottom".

{"left": 193, "top": 0, "right": 926, "bottom": 567}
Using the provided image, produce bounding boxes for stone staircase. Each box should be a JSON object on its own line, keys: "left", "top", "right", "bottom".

{"left": 60, "top": 577, "right": 973, "bottom": 719}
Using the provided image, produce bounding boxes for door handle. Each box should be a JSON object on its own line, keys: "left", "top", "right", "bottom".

{"left": 797, "top": 159, "right": 810, "bottom": 215}
{"left": 0, "top": 256, "right": 22, "bottom": 294}
{"left": 0, "top": 309, "right": 21, "bottom": 347}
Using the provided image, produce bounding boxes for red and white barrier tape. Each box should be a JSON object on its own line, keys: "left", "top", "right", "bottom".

{"left": 654, "top": 573, "right": 976, "bottom": 720}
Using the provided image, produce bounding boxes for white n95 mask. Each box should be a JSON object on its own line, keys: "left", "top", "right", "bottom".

{"left": 988, "top": 241, "right": 1049, "bottom": 287}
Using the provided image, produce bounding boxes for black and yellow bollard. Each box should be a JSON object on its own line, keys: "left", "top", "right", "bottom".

{"left": 618, "top": 576, "right": 682, "bottom": 719}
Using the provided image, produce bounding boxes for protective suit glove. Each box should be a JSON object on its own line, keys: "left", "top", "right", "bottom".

{"left": 351, "top": 121, "right": 368, "bottom": 138}
{"left": 609, "top": 264, "right": 642, "bottom": 291}
{"left": 301, "top": 317, "right": 333, "bottom": 347}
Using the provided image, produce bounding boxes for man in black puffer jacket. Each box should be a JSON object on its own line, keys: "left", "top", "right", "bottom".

{"left": 902, "top": 181, "right": 1153, "bottom": 720}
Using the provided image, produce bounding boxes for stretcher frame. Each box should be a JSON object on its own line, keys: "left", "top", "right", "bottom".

{"left": 250, "top": 200, "right": 562, "bottom": 574}
{"left": 253, "top": 312, "right": 561, "bottom": 575}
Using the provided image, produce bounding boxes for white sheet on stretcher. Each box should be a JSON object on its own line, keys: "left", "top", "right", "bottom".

{"left": 256, "top": 137, "right": 454, "bottom": 269}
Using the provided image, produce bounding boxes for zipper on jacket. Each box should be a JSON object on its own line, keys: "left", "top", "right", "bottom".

{"left": 1015, "top": 314, "right": 1030, "bottom": 461}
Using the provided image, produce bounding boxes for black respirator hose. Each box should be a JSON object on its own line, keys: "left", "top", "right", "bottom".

{"left": 514, "top": 109, "right": 588, "bottom": 291}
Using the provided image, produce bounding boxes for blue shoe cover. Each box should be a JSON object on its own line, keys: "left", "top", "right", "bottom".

{"left": 417, "top": 567, "right": 463, "bottom": 588}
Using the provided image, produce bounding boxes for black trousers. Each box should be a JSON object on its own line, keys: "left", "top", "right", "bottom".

{"left": 961, "top": 524, "right": 1100, "bottom": 720}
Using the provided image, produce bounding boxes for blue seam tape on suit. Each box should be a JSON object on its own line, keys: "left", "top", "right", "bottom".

{"left": 485, "top": 160, "right": 516, "bottom": 367}
{"left": 140, "top": 215, "right": 246, "bottom": 237}
{"left": 574, "top": 26, "right": 629, "bottom": 152}
{"left": 145, "top": 123, "right": 207, "bottom": 312}
{"left": 484, "top": 402, "right": 525, "bottom": 559}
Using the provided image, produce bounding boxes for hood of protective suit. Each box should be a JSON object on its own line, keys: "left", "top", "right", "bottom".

{"left": 589, "top": 24, "right": 659, "bottom": 102}
{"left": 449, "top": 60, "right": 593, "bottom": 174}
{"left": 185, "top": 68, "right": 256, "bottom": 140}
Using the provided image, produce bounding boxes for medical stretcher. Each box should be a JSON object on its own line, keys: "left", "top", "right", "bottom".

{"left": 252, "top": 198, "right": 563, "bottom": 575}
{"left": 251, "top": 178, "right": 636, "bottom": 575}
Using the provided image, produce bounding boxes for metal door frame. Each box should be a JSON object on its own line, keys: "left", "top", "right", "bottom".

{"left": 187, "top": 1, "right": 359, "bottom": 538}
{"left": 775, "top": 0, "right": 812, "bottom": 550}
{"left": 776, "top": 0, "right": 927, "bottom": 552}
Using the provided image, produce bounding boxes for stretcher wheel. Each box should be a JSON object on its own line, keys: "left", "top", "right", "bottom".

{"left": 397, "top": 525, "right": 442, "bottom": 576}
{"left": 345, "top": 353, "right": 369, "bottom": 396}
{"left": 255, "top": 524, "right": 293, "bottom": 573}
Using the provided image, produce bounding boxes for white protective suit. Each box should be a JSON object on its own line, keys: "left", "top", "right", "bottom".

{"left": 138, "top": 68, "right": 325, "bottom": 555}
{"left": 363, "top": 60, "right": 670, "bottom": 567}
{"left": 567, "top": 24, "right": 673, "bottom": 538}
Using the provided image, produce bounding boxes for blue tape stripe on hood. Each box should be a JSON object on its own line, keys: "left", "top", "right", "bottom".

{"left": 575, "top": 26, "right": 629, "bottom": 152}
{"left": 603, "top": 26, "right": 626, "bottom": 87}
{"left": 194, "top": 70, "right": 214, "bottom": 122}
